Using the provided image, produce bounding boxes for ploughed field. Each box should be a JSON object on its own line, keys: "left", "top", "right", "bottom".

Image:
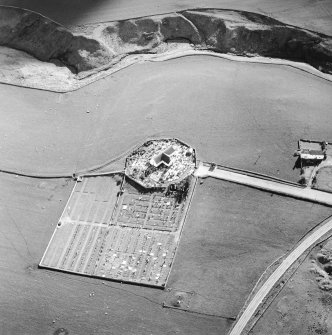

{"left": 1, "top": 55, "right": 331, "bottom": 182}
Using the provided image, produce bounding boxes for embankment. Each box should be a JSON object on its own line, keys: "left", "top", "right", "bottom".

{"left": 0, "top": 6, "right": 113, "bottom": 73}
{"left": 0, "top": 6, "right": 331, "bottom": 90}
{"left": 97, "top": 9, "right": 332, "bottom": 74}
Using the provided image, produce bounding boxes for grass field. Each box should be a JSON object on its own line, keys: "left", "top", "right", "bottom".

{"left": 250, "top": 240, "right": 332, "bottom": 335}
{"left": 0, "top": 11, "right": 331, "bottom": 333}
{"left": 0, "top": 173, "right": 230, "bottom": 335}
{"left": 313, "top": 166, "right": 332, "bottom": 193}
{"left": 0, "top": 0, "right": 331, "bottom": 35}
{"left": 1, "top": 56, "right": 331, "bottom": 182}
{"left": 3, "top": 172, "right": 331, "bottom": 334}
{"left": 167, "top": 178, "right": 332, "bottom": 317}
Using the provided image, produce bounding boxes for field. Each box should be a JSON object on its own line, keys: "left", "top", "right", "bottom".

{"left": 167, "top": 178, "right": 332, "bottom": 318}
{"left": 0, "top": 173, "right": 228, "bottom": 335}
{"left": 1, "top": 56, "right": 331, "bottom": 182}
{"left": 0, "top": 0, "right": 331, "bottom": 35}
{"left": 313, "top": 166, "right": 332, "bottom": 193}
{"left": 1, "top": 3, "right": 332, "bottom": 333}
{"left": 2, "top": 172, "right": 331, "bottom": 334}
{"left": 250, "top": 238, "right": 332, "bottom": 335}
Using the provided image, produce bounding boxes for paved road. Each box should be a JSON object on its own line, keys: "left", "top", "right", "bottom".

{"left": 0, "top": 0, "right": 331, "bottom": 34}
{"left": 228, "top": 215, "right": 332, "bottom": 335}
{"left": 195, "top": 164, "right": 332, "bottom": 206}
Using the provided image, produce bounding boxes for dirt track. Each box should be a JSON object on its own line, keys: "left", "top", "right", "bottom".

{"left": 0, "top": 0, "right": 331, "bottom": 35}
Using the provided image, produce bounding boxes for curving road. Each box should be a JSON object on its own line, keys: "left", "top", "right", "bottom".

{"left": 228, "top": 215, "right": 332, "bottom": 335}
{"left": 195, "top": 163, "right": 332, "bottom": 334}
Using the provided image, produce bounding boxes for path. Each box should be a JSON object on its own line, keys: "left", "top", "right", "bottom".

{"left": 195, "top": 163, "right": 332, "bottom": 206}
